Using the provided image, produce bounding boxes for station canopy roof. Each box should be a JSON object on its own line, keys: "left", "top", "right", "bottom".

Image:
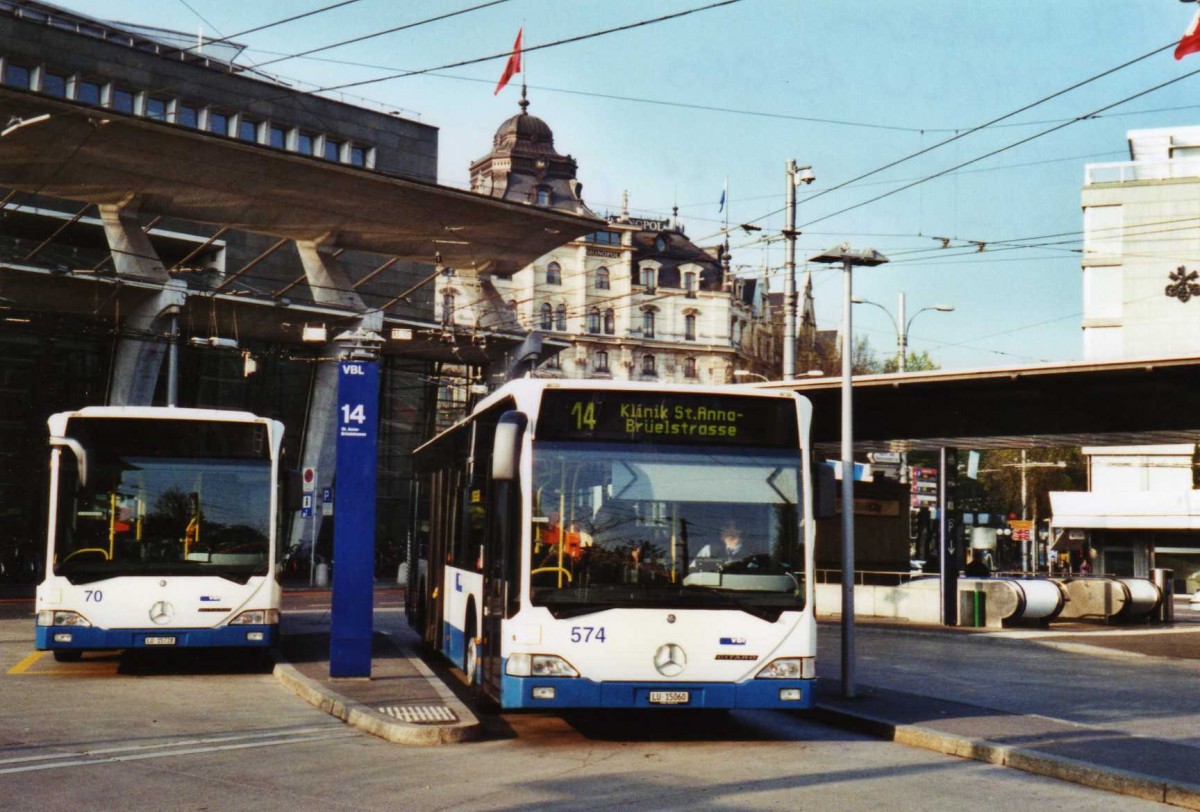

{"left": 762, "top": 355, "right": 1200, "bottom": 452}
{"left": 0, "top": 87, "right": 603, "bottom": 275}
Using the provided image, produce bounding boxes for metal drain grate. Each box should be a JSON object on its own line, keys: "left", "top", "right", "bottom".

{"left": 379, "top": 705, "right": 458, "bottom": 724}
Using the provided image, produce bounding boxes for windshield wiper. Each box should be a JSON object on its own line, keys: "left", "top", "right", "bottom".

{"left": 681, "top": 585, "right": 780, "bottom": 621}
{"left": 543, "top": 602, "right": 615, "bottom": 619}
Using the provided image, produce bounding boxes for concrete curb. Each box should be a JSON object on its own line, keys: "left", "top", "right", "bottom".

{"left": 272, "top": 651, "right": 483, "bottom": 746}
{"left": 814, "top": 703, "right": 1200, "bottom": 810}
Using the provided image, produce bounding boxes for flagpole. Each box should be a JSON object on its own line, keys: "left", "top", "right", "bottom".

{"left": 724, "top": 175, "right": 729, "bottom": 236}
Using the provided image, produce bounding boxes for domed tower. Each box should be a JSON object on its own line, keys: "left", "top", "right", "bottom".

{"left": 469, "top": 90, "right": 592, "bottom": 217}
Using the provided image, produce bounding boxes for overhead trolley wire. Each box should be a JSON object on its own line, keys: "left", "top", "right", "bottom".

{"left": 716, "top": 40, "right": 1178, "bottom": 241}
{"left": 184, "top": 0, "right": 368, "bottom": 51}
{"left": 798, "top": 63, "right": 1200, "bottom": 231}
{"left": 247, "top": 0, "right": 516, "bottom": 71}
{"left": 300, "top": 0, "right": 745, "bottom": 97}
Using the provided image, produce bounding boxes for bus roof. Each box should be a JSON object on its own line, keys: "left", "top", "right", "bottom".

{"left": 47, "top": 406, "right": 270, "bottom": 437}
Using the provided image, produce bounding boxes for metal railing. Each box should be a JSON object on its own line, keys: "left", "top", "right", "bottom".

{"left": 1085, "top": 159, "right": 1200, "bottom": 185}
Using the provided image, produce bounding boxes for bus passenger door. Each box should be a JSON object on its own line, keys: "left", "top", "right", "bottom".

{"left": 480, "top": 477, "right": 519, "bottom": 699}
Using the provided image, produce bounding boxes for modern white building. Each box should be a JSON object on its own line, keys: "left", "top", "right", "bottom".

{"left": 1051, "top": 126, "right": 1200, "bottom": 590}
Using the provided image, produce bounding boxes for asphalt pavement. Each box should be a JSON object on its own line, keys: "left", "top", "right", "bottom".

{"left": 273, "top": 591, "right": 1200, "bottom": 810}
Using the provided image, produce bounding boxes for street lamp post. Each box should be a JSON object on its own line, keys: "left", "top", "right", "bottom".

{"left": 808, "top": 243, "right": 888, "bottom": 699}
{"left": 782, "top": 161, "right": 815, "bottom": 381}
{"left": 1005, "top": 450, "right": 1068, "bottom": 570}
{"left": 850, "top": 292, "right": 954, "bottom": 372}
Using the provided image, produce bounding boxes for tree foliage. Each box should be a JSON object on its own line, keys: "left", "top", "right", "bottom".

{"left": 810, "top": 336, "right": 941, "bottom": 376}
{"left": 964, "top": 447, "right": 1086, "bottom": 523}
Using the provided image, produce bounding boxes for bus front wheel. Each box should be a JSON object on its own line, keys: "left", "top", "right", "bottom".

{"left": 464, "top": 607, "right": 479, "bottom": 685}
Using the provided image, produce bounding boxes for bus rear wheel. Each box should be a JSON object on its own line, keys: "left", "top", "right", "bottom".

{"left": 52, "top": 650, "right": 82, "bottom": 662}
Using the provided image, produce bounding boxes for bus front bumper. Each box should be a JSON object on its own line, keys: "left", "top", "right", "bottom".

{"left": 500, "top": 675, "right": 815, "bottom": 710}
{"left": 36, "top": 624, "right": 279, "bottom": 651}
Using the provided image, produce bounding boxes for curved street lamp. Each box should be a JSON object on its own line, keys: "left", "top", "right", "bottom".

{"left": 850, "top": 293, "right": 953, "bottom": 372}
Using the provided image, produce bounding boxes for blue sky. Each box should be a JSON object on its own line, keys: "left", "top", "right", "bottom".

{"left": 50, "top": 0, "right": 1200, "bottom": 370}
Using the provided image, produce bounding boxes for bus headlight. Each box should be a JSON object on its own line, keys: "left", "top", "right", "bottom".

{"left": 755, "top": 657, "right": 815, "bottom": 680}
{"left": 37, "top": 610, "right": 91, "bottom": 627}
{"left": 506, "top": 653, "right": 579, "bottom": 678}
{"left": 228, "top": 609, "right": 280, "bottom": 626}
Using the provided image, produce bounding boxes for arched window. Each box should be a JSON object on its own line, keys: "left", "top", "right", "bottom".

{"left": 684, "top": 357, "right": 697, "bottom": 378}
{"left": 536, "top": 188, "right": 551, "bottom": 206}
{"left": 595, "top": 267, "right": 610, "bottom": 290}
{"left": 546, "top": 262, "right": 562, "bottom": 285}
{"left": 640, "top": 266, "right": 656, "bottom": 290}
{"left": 587, "top": 307, "right": 601, "bottom": 334}
{"left": 596, "top": 350, "right": 610, "bottom": 373}
{"left": 540, "top": 303, "right": 553, "bottom": 330}
{"left": 441, "top": 292, "right": 455, "bottom": 326}
{"left": 641, "top": 354, "right": 657, "bottom": 376}
{"left": 603, "top": 308, "right": 615, "bottom": 335}
{"left": 685, "top": 314, "right": 696, "bottom": 341}
{"left": 555, "top": 304, "right": 567, "bottom": 331}
{"left": 642, "top": 309, "right": 655, "bottom": 339}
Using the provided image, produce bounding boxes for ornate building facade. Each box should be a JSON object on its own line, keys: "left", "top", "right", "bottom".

{"left": 439, "top": 94, "right": 774, "bottom": 388}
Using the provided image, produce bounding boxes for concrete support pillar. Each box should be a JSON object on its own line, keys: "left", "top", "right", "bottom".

{"left": 98, "top": 200, "right": 167, "bottom": 281}
{"left": 106, "top": 281, "right": 188, "bottom": 406}
{"left": 295, "top": 239, "right": 366, "bottom": 309}
{"left": 99, "top": 199, "right": 183, "bottom": 406}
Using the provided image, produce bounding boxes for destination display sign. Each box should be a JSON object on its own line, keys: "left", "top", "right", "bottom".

{"left": 536, "top": 390, "right": 799, "bottom": 447}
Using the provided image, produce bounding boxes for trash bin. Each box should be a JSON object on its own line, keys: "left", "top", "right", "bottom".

{"left": 315, "top": 561, "right": 330, "bottom": 588}
{"left": 1150, "top": 568, "right": 1174, "bottom": 623}
{"left": 959, "top": 589, "right": 986, "bottom": 627}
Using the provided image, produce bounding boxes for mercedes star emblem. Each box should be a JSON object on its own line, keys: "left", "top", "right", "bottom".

{"left": 653, "top": 643, "right": 687, "bottom": 677}
{"left": 149, "top": 600, "right": 175, "bottom": 625}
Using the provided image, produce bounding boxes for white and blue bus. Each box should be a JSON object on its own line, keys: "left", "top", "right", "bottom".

{"left": 36, "top": 407, "right": 289, "bottom": 660}
{"left": 408, "top": 380, "right": 816, "bottom": 710}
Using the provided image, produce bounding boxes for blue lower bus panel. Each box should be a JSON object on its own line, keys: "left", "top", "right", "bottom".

{"left": 501, "top": 673, "right": 814, "bottom": 710}
{"left": 442, "top": 621, "right": 467, "bottom": 666}
{"left": 36, "top": 624, "right": 278, "bottom": 651}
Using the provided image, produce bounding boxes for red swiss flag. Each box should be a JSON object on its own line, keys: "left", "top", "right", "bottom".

{"left": 1176, "top": 8, "right": 1200, "bottom": 60}
{"left": 494, "top": 28, "right": 523, "bottom": 94}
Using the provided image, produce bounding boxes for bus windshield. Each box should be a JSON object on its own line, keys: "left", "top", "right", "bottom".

{"left": 529, "top": 442, "right": 805, "bottom": 620}
{"left": 53, "top": 424, "right": 272, "bottom": 585}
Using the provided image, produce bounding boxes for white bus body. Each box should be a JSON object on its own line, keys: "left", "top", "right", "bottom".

{"left": 36, "top": 407, "right": 285, "bottom": 658}
{"left": 410, "top": 380, "right": 816, "bottom": 710}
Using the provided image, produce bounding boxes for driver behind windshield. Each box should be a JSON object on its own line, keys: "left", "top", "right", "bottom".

{"left": 694, "top": 520, "right": 749, "bottom": 561}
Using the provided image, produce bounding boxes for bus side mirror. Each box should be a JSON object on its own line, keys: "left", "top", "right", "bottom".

{"left": 813, "top": 462, "right": 836, "bottom": 520}
{"left": 50, "top": 437, "right": 88, "bottom": 488}
{"left": 492, "top": 411, "right": 528, "bottom": 482}
{"left": 283, "top": 470, "right": 304, "bottom": 512}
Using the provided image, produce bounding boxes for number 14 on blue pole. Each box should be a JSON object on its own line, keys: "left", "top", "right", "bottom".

{"left": 330, "top": 360, "right": 379, "bottom": 678}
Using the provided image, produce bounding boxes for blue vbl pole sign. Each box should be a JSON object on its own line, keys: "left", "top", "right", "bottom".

{"left": 330, "top": 360, "right": 380, "bottom": 677}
